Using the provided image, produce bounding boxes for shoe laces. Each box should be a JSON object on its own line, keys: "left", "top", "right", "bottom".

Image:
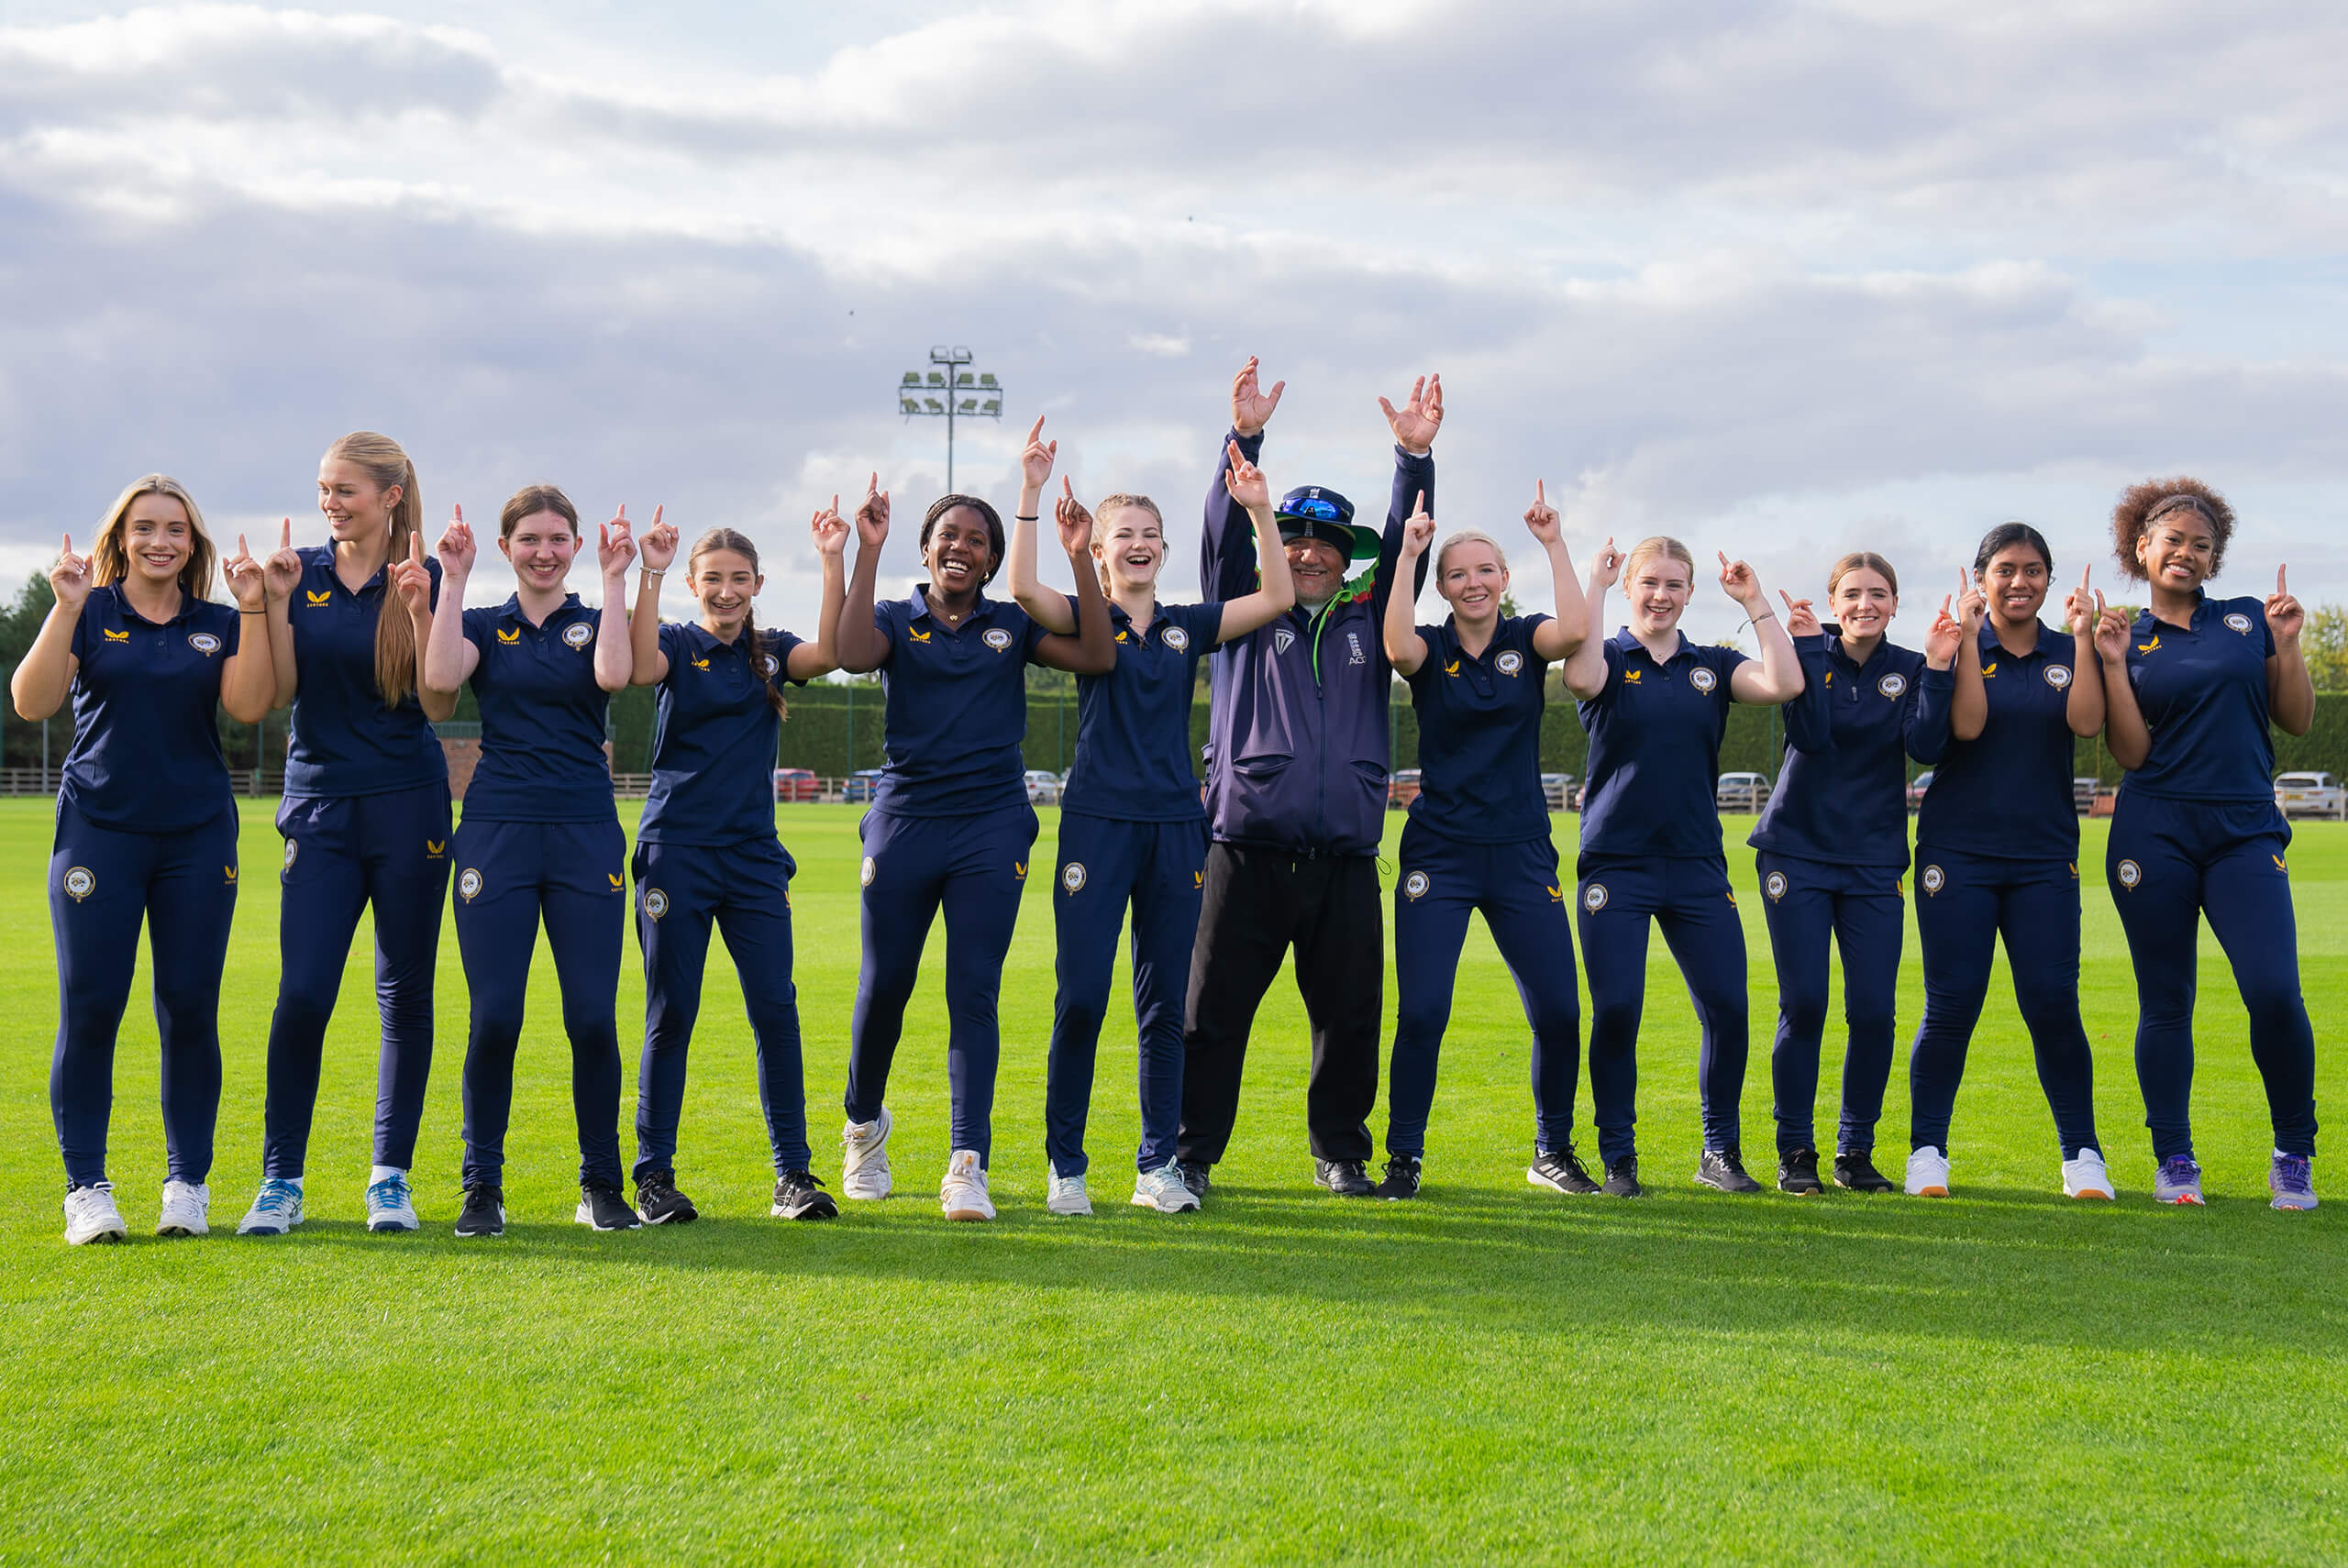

{"left": 462, "top": 1186, "right": 499, "bottom": 1214}
{"left": 2275, "top": 1154, "right": 2313, "bottom": 1195}
{"left": 366, "top": 1173, "right": 411, "bottom": 1209}
{"left": 781, "top": 1169, "right": 825, "bottom": 1197}
{"left": 2159, "top": 1155, "right": 2200, "bottom": 1187}
{"left": 254, "top": 1178, "right": 298, "bottom": 1214}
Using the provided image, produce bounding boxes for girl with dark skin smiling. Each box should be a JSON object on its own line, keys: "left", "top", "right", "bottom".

{"left": 2093, "top": 479, "right": 2319, "bottom": 1210}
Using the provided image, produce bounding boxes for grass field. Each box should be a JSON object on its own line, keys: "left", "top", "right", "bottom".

{"left": 2, "top": 797, "right": 2342, "bottom": 1563}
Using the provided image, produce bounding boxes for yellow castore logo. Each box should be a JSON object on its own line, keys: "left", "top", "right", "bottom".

{"left": 103, "top": 628, "right": 130, "bottom": 641}
{"left": 497, "top": 628, "right": 521, "bottom": 644}
{"left": 908, "top": 628, "right": 933, "bottom": 644}
{"left": 2275, "top": 854, "right": 2289, "bottom": 874}
{"left": 1623, "top": 668, "right": 1643, "bottom": 684}
{"left": 608, "top": 873, "right": 625, "bottom": 889}
{"left": 1546, "top": 883, "right": 1564, "bottom": 903}
{"left": 1193, "top": 871, "right": 1204, "bottom": 889}
{"left": 1444, "top": 659, "right": 1461, "bottom": 677}
{"left": 223, "top": 865, "right": 238, "bottom": 883}
{"left": 691, "top": 657, "right": 710, "bottom": 670}
{"left": 425, "top": 840, "right": 445, "bottom": 858}
{"left": 1013, "top": 860, "right": 1028, "bottom": 880}
{"left": 1981, "top": 662, "right": 1998, "bottom": 678}
{"left": 2137, "top": 635, "right": 2161, "bottom": 656}
{"left": 305, "top": 591, "right": 331, "bottom": 606}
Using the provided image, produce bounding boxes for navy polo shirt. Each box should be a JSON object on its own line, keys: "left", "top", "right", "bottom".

{"left": 61, "top": 585, "right": 241, "bottom": 834}
{"left": 2122, "top": 592, "right": 2277, "bottom": 802}
{"left": 639, "top": 621, "right": 805, "bottom": 847}
{"left": 1061, "top": 597, "right": 1224, "bottom": 823}
{"left": 459, "top": 594, "right": 615, "bottom": 823}
{"left": 1915, "top": 620, "right": 2079, "bottom": 862}
{"left": 283, "top": 544, "right": 448, "bottom": 800}
{"left": 1576, "top": 629, "right": 1747, "bottom": 859}
{"left": 1751, "top": 632, "right": 1948, "bottom": 870}
{"left": 1405, "top": 613, "right": 1555, "bottom": 845}
{"left": 870, "top": 589, "right": 1048, "bottom": 817}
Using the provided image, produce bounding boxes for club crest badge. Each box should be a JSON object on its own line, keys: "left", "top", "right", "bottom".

{"left": 563, "top": 622, "right": 593, "bottom": 648}
{"left": 983, "top": 628, "right": 1013, "bottom": 652}
{"left": 760, "top": 654, "right": 780, "bottom": 678}
{"left": 2044, "top": 663, "right": 2072, "bottom": 690}
{"left": 1060, "top": 862, "right": 1087, "bottom": 895}
{"left": 1274, "top": 627, "right": 1296, "bottom": 656}
{"left": 1581, "top": 882, "right": 1609, "bottom": 912}
{"left": 2224, "top": 613, "right": 2252, "bottom": 635}
{"left": 1403, "top": 870, "right": 1430, "bottom": 901}
{"left": 1877, "top": 672, "right": 1907, "bottom": 698}
{"left": 458, "top": 868, "right": 482, "bottom": 902}
{"left": 1922, "top": 865, "right": 1945, "bottom": 895}
{"left": 2117, "top": 859, "right": 2142, "bottom": 889}
{"left": 1689, "top": 667, "right": 1717, "bottom": 693}
{"left": 643, "top": 887, "right": 670, "bottom": 920}
{"left": 859, "top": 856, "right": 877, "bottom": 888}
{"left": 282, "top": 840, "right": 299, "bottom": 873}
{"left": 187, "top": 633, "right": 223, "bottom": 657}
{"left": 62, "top": 866, "right": 95, "bottom": 902}
{"left": 1496, "top": 650, "right": 1523, "bottom": 676}
{"left": 1163, "top": 625, "right": 1190, "bottom": 652}
{"left": 1765, "top": 870, "right": 1788, "bottom": 900}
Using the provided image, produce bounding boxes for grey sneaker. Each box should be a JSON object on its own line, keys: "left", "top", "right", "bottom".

{"left": 2270, "top": 1154, "right": 2318, "bottom": 1211}
{"left": 1046, "top": 1170, "right": 1093, "bottom": 1216}
{"left": 2154, "top": 1155, "right": 2205, "bottom": 1206}
{"left": 1131, "top": 1162, "right": 1201, "bottom": 1214}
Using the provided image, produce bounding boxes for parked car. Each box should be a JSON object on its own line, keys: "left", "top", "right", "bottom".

{"left": 1388, "top": 769, "right": 1423, "bottom": 809}
{"left": 1715, "top": 771, "right": 1768, "bottom": 812}
{"left": 2072, "top": 777, "right": 2099, "bottom": 816}
{"left": 772, "top": 767, "right": 819, "bottom": 802}
{"left": 2276, "top": 770, "right": 2346, "bottom": 818}
{"left": 1540, "top": 773, "right": 1576, "bottom": 812}
{"left": 843, "top": 768, "right": 884, "bottom": 803}
{"left": 1024, "top": 769, "right": 1062, "bottom": 805}
{"left": 1906, "top": 769, "right": 1934, "bottom": 811}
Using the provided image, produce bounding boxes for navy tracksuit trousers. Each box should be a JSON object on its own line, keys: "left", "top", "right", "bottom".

{"left": 1045, "top": 813, "right": 1205, "bottom": 1177}
{"left": 1755, "top": 851, "right": 1904, "bottom": 1156}
{"left": 1907, "top": 848, "right": 2099, "bottom": 1158}
{"left": 1389, "top": 823, "right": 1581, "bottom": 1159}
{"left": 49, "top": 801, "right": 239, "bottom": 1189}
{"left": 845, "top": 806, "right": 1038, "bottom": 1165}
{"left": 632, "top": 835, "right": 809, "bottom": 1177}
{"left": 264, "top": 783, "right": 451, "bottom": 1179}
{"left": 2107, "top": 793, "right": 2318, "bottom": 1161}
{"left": 452, "top": 817, "right": 627, "bottom": 1190}
{"left": 1576, "top": 855, "right": 1749, "bottom": 1163}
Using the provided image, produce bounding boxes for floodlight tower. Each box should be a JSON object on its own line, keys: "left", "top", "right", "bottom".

{"left": 896, "top": 345, "right": 1002, "bottom": 493}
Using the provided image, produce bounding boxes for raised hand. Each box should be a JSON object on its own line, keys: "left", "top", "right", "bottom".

{"left": 1925, "top": 599, "right": 1961, "bottom": 665}
{"left": 2266, "top": 564, "right": 2304, "bottom": 646}
{"left": 50, "top": 532, "right": 93, "bottom": 610}
{"left": 435, "top": 503, "right": 475, "bottom": 580}
{"left": 810, "top": 496, "right": 849, "bottom": 559}
{"left": 1232, "top": 357, "right": 1284, "bottom": 437}
{"left": 1019, "top": 416, "right": 1058, "bottom": 490}
{"left": 1717, "top": 550, "right": 1761, "bottom": 606}
{"left": 225, "top": 534, "right": 267, "bottom": 610}
{"left": 1589, "top": 536, "right": 1623, "bottom": 591}
{"left": 1378, "top": 373, "right": 1444, "bottom": 455}
{"left": 1955, "top": 568, "right": 1986, "bottom": 637}
{"left": 262, "top": 517, "right": 303, "bottom": 603}
{"left": 390, "top": 532, "right": 434, "bottom": 616}
{"left": 1778, "top": 589, "right": 1821, "bottom": 639}
{"left": 599, "top": 508, "right": 637, "bottom": 580}
{"left": 1223, "top": 440, "right": 1271, "bottom": 511}
{"left": 1054, "top": 477, "right": 1095, "bottom": 557}
{"left": 2094, "top": 604, "right": 2132, "bottom": 665}
{"left": 2062, "top": 562, "right": 2104, "bottom": 638}
{"left": 1399, "top": 492, "right": 1435, "bottom": 559}
{"left": 637, "top": 504, "right": 677, "bottom": 571}
{"left": 1523, "top": 480, "right": 1561, "bottom": 546}
{"left": 854, "top": 476, "right": 890, "bottom": 552}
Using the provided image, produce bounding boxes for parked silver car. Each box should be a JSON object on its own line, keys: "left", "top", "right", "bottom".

{"left": 2275, "top": 770, "right": 2346, "bottom": 818}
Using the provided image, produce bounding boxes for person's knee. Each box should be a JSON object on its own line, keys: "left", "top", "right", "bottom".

{"left": 1588, "top": 996, "right": 1641, "bottom": 1046}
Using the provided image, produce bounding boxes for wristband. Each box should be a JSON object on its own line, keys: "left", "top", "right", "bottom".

{"left": 1014, "top": 514, "right": 1040, "bottom": 522}
{"left": 640, "top": 567, "right": 666, "bottom": 578}
{"left": 240, "top": 608, "right": 268, "bottom": 614}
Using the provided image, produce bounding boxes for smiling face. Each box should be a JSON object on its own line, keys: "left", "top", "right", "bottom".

{"left": 317, "top": 456, "right": 399, "bottom": 545}
{"left": 500, "top": 509, "right": 579, "bottom": 594}
{"left": 1980, "top": 543, "right": 2050, "bottom": 625}
{"left": 1436, "top": 538, "right": 1508, "bottom": 622}
{"left": 1830, "top": 565, "right": 1897, "bottom": 641}
{"left": 689, "top": 547, "right": 761, "bottom": 634}
{"left": 2136, "top": 512, "right": 2216, "bottom": 595}
{"left": 121, "top": 493, "right": 194, "bottom": 588}
{"left": 1285, "top": 536, "right": 1347, "bottom": 604}
{"left": 1094, "top": 503, "right": 1165, "bottom": 594}
{"left": 1626, "top": 551, "right": 1693, "bottom": 636}
{"left": 924, "top": 504, "right": 996, "bottom": 597}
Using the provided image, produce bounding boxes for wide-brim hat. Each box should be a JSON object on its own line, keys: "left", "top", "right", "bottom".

{"left": 1276, "top": 485, "right": 1380, "bottom": 563}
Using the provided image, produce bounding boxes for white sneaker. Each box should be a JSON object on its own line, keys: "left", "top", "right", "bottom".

{"left": 1131, "top": 1161, "right": 1202, "bottom": 1214}
{"left": 1046, "top": 1170, "right": 1093, "bottom": 1216}
{"left": 1905, "top": 1146, "right": 1951, "bottom": 1198}
{"left": 842, "top": 1107, "right": 893, "bottom": 1200}
{"left": 237, "top": 1178, "right": 304, "bottom": 1235}
{"left": 2062, "top": 1148, "right": 2114, "bottom": 1201}
{"left": 63, "top": 1183, "right": 127, "bottom": 1245}
{"left": 157, "top": 1180, "right": 211, "bottom": 1236}
{"left": 364, "top": 1170, "right": 419, "bottom": 1232}
{"left": 940, "top": 1149, "right": 995, "bottom": 1221}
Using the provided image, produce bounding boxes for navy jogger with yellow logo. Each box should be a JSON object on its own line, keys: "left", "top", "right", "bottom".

{"left": 13, "top": 476, "right": 274, "bottom": 1243}
{"left": 1379, "top": 485, "right": 1588, "bottom": 1198}
{"left": 836, "top": 468, "right": 1115, "bottom": 1221}
{"left": 415, "top": 487, "right": 639, "bottom": 1236}
{"left": 622, "top": 511, "right": 846, "bottom": 1225}
{"left": 2095, "top": 479, "right": 2320, "bottom": 1210}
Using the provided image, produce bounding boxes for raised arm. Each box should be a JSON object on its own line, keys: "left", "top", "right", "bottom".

{"left": 10, "top": 534, "right": 90, "bottom": 721}
{"left": 1776, "top": 591, "right": 1833, "bottom": 752}
{"left": 1907, "top": 597, "right": 1959, "bottom": 765}
{"left": 627, "top": 508, "right": 674, "bottom": 687}
{"left": 1561, "top": 538, "right": 1621, "bottom": 701}
{"left": 260, "top": 517, "right": 301, "bottom": 710}
{"left": 1722, "top": 553, "right": 1803, "bottom": 704}
{"left": 418, "top": 506, "right": 479, "bottom": 699}
{"left": 1948, "top": 570, "right": 1988, "bottom": 742}
{"left": 1213, "top": 442, "right": 1296, "bottom": 643}
{"left": 834, "top": 477, "right": 893, "bottom": 676}
{"left": 789, "top": 498, "right": 848, "bottom": 680}
{"left": 1373, "top": 374, "right": 1440, "bottom": 620}
{"left": 219, "top": 534, "right": 275, "bottom": 724}
{"left": 391, "top": 532, "right": 458, "bottom": 723}
{"left": 1383, "top": 496, "right": 1434, "bottom": 674}
{"left": 1032, "top": 493, "right": 1116, "bottom": 675}
{"left": 592, "top": 507, "right": 637, "bottom": 692}
{"left": 1523, "top": 480, "right": 1587, "bottom": 661}
{"left": 2060, "top": 563, "right": 2107, "bottom": 739}
{"left": 2096, "top": 605, "right": 2150, "bottom": 768}
{"left": 1202, "top": 358, "right": 1281, "bottom": 601}
{"left": 2266, "top": 565, "right": 2315, "bottom": 737}
{"left": 1007, "top": 419, "right": 1077, "bottom": 635}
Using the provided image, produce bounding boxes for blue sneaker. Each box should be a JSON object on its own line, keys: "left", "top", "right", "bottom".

{"left": 364, "top": 1171, "right": 419, "bottom": 1232}
{"left": 2154, "top": 1155, "right": 2204, "bottom": 1207}
{"left": 2270, "top": 1154, "right": 2319, "bottom": 1212}
{"left": 236, "top": 1179, "right": 305, "bottom": 1236}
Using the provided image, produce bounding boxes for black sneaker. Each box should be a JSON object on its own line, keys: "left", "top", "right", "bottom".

{"left": 634, "top": 1169, "right": 698, "bottom": 1225}
{"left": 1314, "top": 1158, "right": 1374, "bottom": 1197}
{"left": 1373, "top": 1154, "right": 1422, "bottom": 1200}
{"left": 577, "top": 1180, "right": 642, "bottom": 1231}
{"left": 1527, "top": 1146, "right": 1601, "bottom": 1195}
{"left": 771, "top": 1169, "right": 839, "bottom": 1220}
{"left": 454, "top": 1183, "right": 504, "bottom": 1239}
{"left": 1778, "top": 1147, "right": 1824, "bottom": 1196}
{"left": 1696, "top": 1147, "right": 1764, "bottom": 1193}
{"left": 1178, "top": 1161, "right": 1212, "bottom": 1198}
{"left": 1602, "top": 1155, "right": 1645, "bottom": 1198}
{"left": 1833, "top": 1148, "right": 1895, "bottom": 1193}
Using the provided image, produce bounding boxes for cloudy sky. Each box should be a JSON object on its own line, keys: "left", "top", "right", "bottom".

{"left": 5, "top": 0, "right": 2346, "bottom": 642}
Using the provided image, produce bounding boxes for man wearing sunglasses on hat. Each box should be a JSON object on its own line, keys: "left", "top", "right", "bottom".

{"left": 1176, "top": 358, "right": 1440, "bottom": 1199}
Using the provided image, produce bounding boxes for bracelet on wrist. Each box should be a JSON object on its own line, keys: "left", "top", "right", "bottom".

{"left": 240, "top": 607, "right": 268, "bottom": 614}
{"left": 1014, "top": 513, "right": 1040, "bottom": 522}
{"left": 640, "top": 567, "right": 666, "bottom": 578}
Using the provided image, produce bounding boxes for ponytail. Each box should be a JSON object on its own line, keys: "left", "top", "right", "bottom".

{"left": 325, "top": 430, "right": 424, "bottom": 710}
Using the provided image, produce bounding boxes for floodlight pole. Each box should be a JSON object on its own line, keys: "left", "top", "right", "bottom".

{"left": 896, "top": 344, "right": 1004, "bottom": 494}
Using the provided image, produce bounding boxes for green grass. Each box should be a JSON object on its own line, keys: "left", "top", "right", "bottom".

{"left": 2, "top": 798, "right": 2342, "bottom": 1563}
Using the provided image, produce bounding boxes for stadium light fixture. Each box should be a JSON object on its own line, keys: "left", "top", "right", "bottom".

{"left": 896, "top": 345, "right": 1003, "bottom": 492}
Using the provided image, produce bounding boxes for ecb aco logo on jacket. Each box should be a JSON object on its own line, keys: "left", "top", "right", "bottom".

{"left": 2225, "top": 613, "right": 2253, "bottom": 635}
{"left": 1921, "top": 865, "right": 1945, "bottom": 895}
{"left": 983, "top": 628, "right": 1013, "bottom": 652}
{"left": 1274, "top": 627, "right": 1296, "bottom": 656}
{"left": 563, "top": 623, "right": 593, "bottom": 649}
{"left": 1163, "top": 625, "right": 1190, "bottom": 652}
{"left": 1496, "top": 650, "right": 1523, "bottom": 676}
{"left": 1581, "top": 882, "right": 1609, "bottom": 912}
{"left": 1689, "top": 667, "right": 1717, "bottom": 693}
{"left": 1877, "top": 673, "right": 1907, "bottom": 698}
{"left": 2044, "top": 664, "right": 2072, "bottom": 690}
{"left": 1346, "top": 632, "right": 1366, "bottom": 667}
{"left": 188, "top": 633, "right": 223, "bottom": 657}
{"left": 1403, "top": 870, "right": 1430, "bottom": 901}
